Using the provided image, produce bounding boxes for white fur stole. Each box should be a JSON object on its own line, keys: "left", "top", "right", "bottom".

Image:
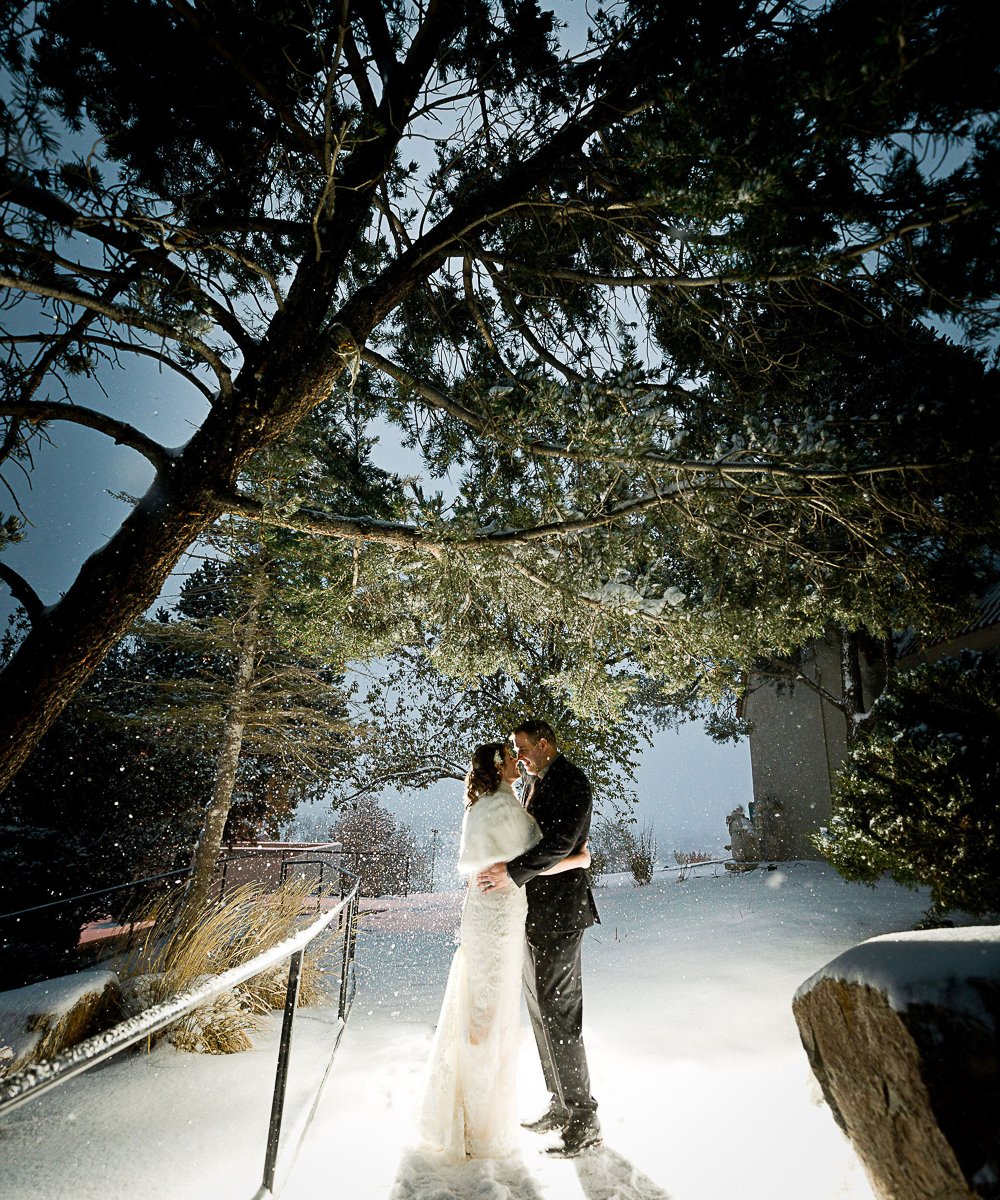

{"left": 456, "top": 783, "right": 542, "bottom": 874}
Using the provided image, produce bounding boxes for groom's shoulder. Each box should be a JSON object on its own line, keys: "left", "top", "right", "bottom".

{"left": 552, "top": 754, "right": 591, "bottom": 789}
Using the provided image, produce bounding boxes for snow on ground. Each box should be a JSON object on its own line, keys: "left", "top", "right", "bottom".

{"left": 0, "top": 862, "right": 934, "bottom": 1200}
{"left": 0, "top": 966, "right": 119, "bottom": 1065}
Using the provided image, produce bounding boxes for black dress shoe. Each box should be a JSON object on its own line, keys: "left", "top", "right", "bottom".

{"left": 544, "top": 1112, "right": 602, "bottom": 1158}
{"left": 520, "top": 1105, "right": 568, "bottom": 1134}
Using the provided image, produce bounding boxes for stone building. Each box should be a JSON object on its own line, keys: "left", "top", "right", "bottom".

{"left": 736, "top": 584, "right": 1000, "bottom": 862}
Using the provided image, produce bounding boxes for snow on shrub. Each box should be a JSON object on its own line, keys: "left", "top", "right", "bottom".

{"left": 816, "top": 650, "right": 1000, "bottom": 917}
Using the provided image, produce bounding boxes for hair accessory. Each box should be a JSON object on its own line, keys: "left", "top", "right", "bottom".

{"left": 493, "top": 748, "right": 504, "bottom": 768}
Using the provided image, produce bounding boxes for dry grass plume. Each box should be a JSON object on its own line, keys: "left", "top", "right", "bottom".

{"left": 118, "top": 878, "right": 326, "bottom": 1054}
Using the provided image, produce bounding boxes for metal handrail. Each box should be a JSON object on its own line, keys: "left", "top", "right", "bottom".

{"left": 278, "top": 855, "right": 334, "bottom": 905}
{"left": 0, "top": 866, "right": 191, "bottom": 922}
{"left": 0, "top": 865, "right": 361, "bottom": 1200}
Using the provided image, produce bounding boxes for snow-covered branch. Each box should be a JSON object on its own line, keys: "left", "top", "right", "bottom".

{"left": 510, "top": 561, "right": 678, "bottom": 630}
{"left": 220, "top": 485, "right": 686, "bottom": 552}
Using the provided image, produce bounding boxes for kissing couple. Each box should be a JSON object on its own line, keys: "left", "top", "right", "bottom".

{"left": 418, "top": 718, "right": 602, "bottom": 1161}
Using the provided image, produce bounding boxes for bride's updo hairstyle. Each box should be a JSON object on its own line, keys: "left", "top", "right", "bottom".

{"left": 464, "top": 741, "right": 506, "bottom": 807}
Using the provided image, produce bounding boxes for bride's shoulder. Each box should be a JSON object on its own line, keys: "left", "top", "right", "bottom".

{"left": 469, "top": 782, "right": 518, "bottom": 812}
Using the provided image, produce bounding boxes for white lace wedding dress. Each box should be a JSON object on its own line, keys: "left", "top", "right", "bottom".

{"left": 417, "top": 782, "right": 542, "bottom": 1160}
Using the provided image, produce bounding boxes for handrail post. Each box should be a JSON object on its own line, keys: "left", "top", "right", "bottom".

{"left": 2, "top": 861, "right": 361, "bottom": 1200}
{"left": 260, "top": 948, "right": 303, "bottom": 1195}
{"left": 338, "top": 892, "right": 357, "bottom": 1022}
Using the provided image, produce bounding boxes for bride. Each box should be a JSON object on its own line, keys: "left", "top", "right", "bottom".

{"left": 418, "top": 741, "right": 591, "bottom": 1160}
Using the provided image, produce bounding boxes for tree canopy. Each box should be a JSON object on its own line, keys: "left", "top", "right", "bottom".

{"left": 1, "top": 0, "right": 999, "bottom": 800}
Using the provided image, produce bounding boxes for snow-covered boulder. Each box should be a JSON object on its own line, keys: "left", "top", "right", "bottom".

{"left": 793, "top": 928, "right": 1000, "bottom": 1200}
{"left": 724, "top": 805, "right": 760, "bottom": 867}
{"left": 0, "top": 968, "right": 120, "bottom": 1073}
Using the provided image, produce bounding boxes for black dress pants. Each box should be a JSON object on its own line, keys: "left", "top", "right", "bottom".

{"left": 523, "top": 927, "right": 597, "bottom": 1116}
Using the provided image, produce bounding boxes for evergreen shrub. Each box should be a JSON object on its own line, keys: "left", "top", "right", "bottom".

{"left": 816, "top": 650, "right": 1000, "bottom": 916}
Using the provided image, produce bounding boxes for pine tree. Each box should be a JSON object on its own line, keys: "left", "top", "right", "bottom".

{"left": 135, "top": 421, "right": 399, "bottom": 924}
{"left": 816, "top": 650, "right": 1000, "bottom": 917}
{"left": 1, "top": 1, "right": 998, "bottom": 803}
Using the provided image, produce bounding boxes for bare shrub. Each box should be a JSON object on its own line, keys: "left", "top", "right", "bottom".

{"left": 673, "top": 850, "right": 715, "bottom": 866}
{"left": 627, "top": 824, "right": 657, "bottom": 886}
{"left": 589, "top": 817, "right": 658, "bottom": 884}
{"left": 590, "top": 817, "right": 638, "bottom": 873}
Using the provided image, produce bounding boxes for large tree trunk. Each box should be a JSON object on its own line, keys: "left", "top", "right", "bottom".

{"left": 0, "top": 302, "right": 355, "bottom": 798}
{"left": 0, "top": 481, "right": 223, "bottom": 796}
{"left": 178, "top": 576, "right": 265, "bottom": 923}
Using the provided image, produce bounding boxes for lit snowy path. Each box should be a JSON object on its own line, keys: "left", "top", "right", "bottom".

{"left": 0, "top": 864, "right": 930, "bottom": 1199}
{"left": 280, "top": 864, "right": 929, "bottom": 1200}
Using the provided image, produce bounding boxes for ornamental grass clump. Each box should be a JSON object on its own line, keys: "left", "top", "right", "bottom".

{"left": 119, "top": 878, "right": 323, "bottom": 1054}
{"left": 2, "top": 972, "right": 123, "bottom": 1075}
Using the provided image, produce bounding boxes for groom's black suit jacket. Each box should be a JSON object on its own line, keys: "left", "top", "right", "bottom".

{"left": 506, "top": 754, "right": 600, "bottom": 937}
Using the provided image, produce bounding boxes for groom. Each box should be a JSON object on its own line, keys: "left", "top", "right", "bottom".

{"left": 477, "top": 718, "right": 602, "bottom": 1157}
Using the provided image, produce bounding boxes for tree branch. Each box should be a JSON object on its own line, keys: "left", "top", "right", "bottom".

{"left": 0, "top": 562, "right": 44, "bottom": 625}
{"left": 0, "top": 168, "right": 256, "bottom": 354}
{"left": 164, "top": 0, "right": 322, "bottom": 160}
{"left": 361, "top": 348, "right": 990, "bottom": 486}
{"left": 0, "top": 272, "right": 235, "bottom": 393}
{"left": 352, "top": 0, "right": 397, "bottom": 85}
{"left": 461, "top": 254, "right": 519, "bottom": 383}
{"left": 509, "top": 560, "right": 671, "bottom": 631}
{"left": 755, "top": 656, "right": 848, "bottom": 713}
{"left": 218, "top": 482, "right": 688, "bottom": 552}
{"left": 342, "top": 23, "right": 381, "bottom": 117}
{"left": 0, "top": 401, "right": 174, "bottom": 470}
{"left": 480, "top": 256, "right": 591, "bottom": 387}
{"left": 333, "top": 762, "right": 458, "bottom": 806}
{"left": 336, "top": 71, "right": 660, "bottom": 336}
{"left": 1, "top": 334, "right": 219, "bottom": 404}
{"left": 468, "top": 204, "right": 980, "bottom": 291}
